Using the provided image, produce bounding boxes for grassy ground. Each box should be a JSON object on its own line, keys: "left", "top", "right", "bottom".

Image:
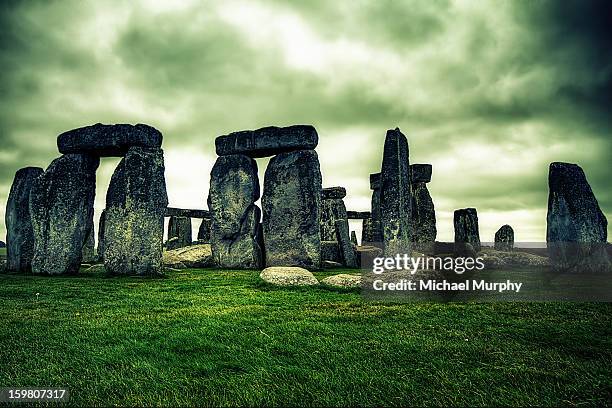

{"left": 0, "top": 267, "right": 611, "bottom": 407}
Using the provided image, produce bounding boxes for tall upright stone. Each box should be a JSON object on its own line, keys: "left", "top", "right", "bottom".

{"left": 335, "top": 219, "right": 358, "bottom": 268}
{"left": 454, "top": 208, "right": 481, "bottom": 254}
{"left": 104, "top": 147, "right": 168, "bottom": 275}
{"left": 380, "top": 128, "right": 411, "bottom": 256}
{"left": 197, "top": 218, "right": 211, "bottom": 242}
{"left": 5, "top": 167, "right": 43, "bottom": 272}
{"left": 546, "top": 162, "right": 610, "bottom": 271}
{"left": 208, "top": 154, "right": 262, "bottom": 269}
{"left": 369, "top": 173, "right": 383, "bottom": 243}
{"left": 30, "top": 154, "right": 99, "bottom": 275}
{"left": 97, "top": 210, "right": 106, "bottom": 261}
{"left": 167, "top": 216, "right": 192, "bottom": 250}
{"left": 350, "top": 231, "right": 358, "bottom": 246}
{"left": 263, "top": 150, "right": 322, "bottom": 269}
{"left": 320, "top": 187, "right": 347, "bottom": 241}
{"left": 81, "top": 216, "right": 96, "bottom": 263}
{"left": 361, "top": 217, "right": 374, "bottom": 245}
{"left": 494, "top": 225, "right": 514, "bottom": 251}
{"left": 410, "top": 164, "right": 436, "bottom": 253}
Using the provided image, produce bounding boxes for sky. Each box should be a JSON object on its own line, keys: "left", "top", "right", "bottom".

{"left": 1, "top": 0, "right": 610, "bottom": 244}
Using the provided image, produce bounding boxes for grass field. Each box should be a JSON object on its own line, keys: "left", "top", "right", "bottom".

{"left": 0, "top": 267, "right": 611, "bottom": 407}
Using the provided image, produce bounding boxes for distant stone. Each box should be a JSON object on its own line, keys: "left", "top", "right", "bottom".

{"left": 165, "top": 207, "right": 210, "bottom": 219}
{"left": 30, "top": 154, "right": 98, "bottom": 275}
{"left": 361, "top": 217, "right": 374, "bottom": 245}
{"left": 380, "top": 128, "right": 412, "bottom": 256}
{"left": 167, "top": 216, "right": 192, "bottom": 250}
{"left": 350, "top": 231, "right": 358, "bottom": 246}
{"left": 104, "top": 147, "right": 168, "bottom": 276}
{"left": 369, "top": 173, "right": 381, "bottom": 190}
{"left": 263, "top": 150, "right": 322, "bottom": 269}
{"left": 197, "top": 218, "right": 211, "bottom": 242}
{"left": 97, "top": 210, "right": 106, "bottom": 260}
{"left": 57, "top": 123, "right": 162, "bottom": 156}
{"left": 347, "top": 211, "right": 371, "bottom": 219}
{"left": 81, "top": 217, "right": 96, "bottom": 263}
{"left": 321, "top": 274, "right": 361, "bottom": 289}
{"left": 370, "top": 188, "right": 383, "bottom": 243}
{"left": 411, "top": 182, "right": 436, "bottom": 254}
{"left": 5, "top": 167, "right": 43, "bottom": 272}
{"left": 356, "top": 245, "right": 384, "bottom": 268}
{"left": 335, "top": 219, "right": 358, "bottom": 268}
{"left": 322, "top": 260, "right": 343, "bottom": 269}
{"left": 85, "top": 264, "right": 107, "bottom": 274}
{"left": 546, "top": 162, "right": 610, "bottom": 271}
{"left": 163, "top": 244, "right": 214, "bottom": 269}
{"left": 454, "top": 208, "right": 481, "bottom": 254}
{"left": 480, "top": 248, "right": 549, "bottom": 268}
{"left": 208, "top": 154, "right": 263, "bottom": 269}
{"left": 321, "top": 240, "right": 342, "bottom": 263}
{"left": 321, "top": 187, "right": 346, "bottom": 199}
{"left": 494, "top": 225, "right": 514, "bottom": 252}
{"left": 410, "top": 164, "right": 432, "bottom": 183}
{"left": 320, "top": 196, "right": 348, "bottom": 241}
{"left": 259, "top": 266, "right": 319, "bottom": 286}
{"left": 216, "top": 125, "right": 318, "bottom": 158}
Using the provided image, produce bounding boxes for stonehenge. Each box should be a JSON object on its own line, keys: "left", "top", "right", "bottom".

{"left": 546, "top": 162, "right": 610, "bottom": 272}
{"left": 5, "top": 167, "right": 43, "bottom": 272}
{"left": 494, "top": 225, "right": 514, "bottom": 251}
{"left": 454, "top": 208, "right": 481, "bottom": 255}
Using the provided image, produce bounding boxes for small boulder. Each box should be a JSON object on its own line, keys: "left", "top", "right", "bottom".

{"left": 260, "top": 266, "right": 319, "bottom": 286}
{"left": 163, "top": 244, "right": 214, "bottom": 269}
{"left": 322, "top": 274, "right": 362, "bottom": 289}
{"left": 494, "top": 225, "right": 514, "bottom": 251}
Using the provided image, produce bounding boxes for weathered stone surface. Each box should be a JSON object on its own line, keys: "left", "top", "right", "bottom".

{"left": 97, "top": 210, "right": 106, "bottom": 260}
{"left": 361, "top": 217, "right": 374, "bottom": 245}
{"left": 104, "top": 147, "right": 168, "bottom": 276}
{"left": 30, "top": 154, "right": 99, "bottom": 275}
{"left": 259, "top": 266, "right": 319, "bottom": 286}
{"left": 321, "top": 197, "right": 348, "bottom": 241}
{"left": 197, "top": 218, "right": 211, "bottom": 242}
{"left": 5, "top": 167, "right": 43, "bottom": 272}
{"left": 263, "top": 150, "right": 322, "bottom": 269}
{"left": 370, "top": 188, "right": 383, "bottom": 243}
{"left": 216, "top": 125, "right": 318, "bottom": 158}
{"left": 494, "top": 225, "right": 514, "bottom": 252}
{"left": 546, "top": 162, "right": 610, "bottom": 271}
{"left": 335, "top": 219, "right": 357, "bottom": 268}
{"left": 166, "top": 207, "right": 210, "bottom": 218}
{"left": 321, "top": 240, "right": 342, "bottom": 263}
{"left": 57, "top": 123, "right": 162, "bottom": 156}
{"left": 454, "top": 208, "right": 481, "bottom": 254}
{"left": 81, "top": 217, "right": 96, "bottom": 263}
{"left": 163, "top": 244, "right": 214, "bottom": 269}
{"left": 370, "top": 173, "right": 381, "bottom": 190}
{"left": 410, "top": 164, "right": 432, "bottom": 183}
{"left": 380, "top": 128, "right": 412, "bottom": 256}
{"left": 480, "top": 248, "right": 549, "bottom": 268}
{"left": 350, "top": 231, "right": 358, "bottom": 246}
{"left": 321, "top": 274, "right": 361, "bottom": 289}
{"left": 208, "top": 154, "right": 263, "bottom": 269}
{"left": 347, "top": 211, "right": 371, "bottom": 219}
{"left": 356, "top": 245, "right": 384, "bottom": 268}
{"left": 167, "top": 216, "right": 192, "bottom": 250}
{"left": 411, "top": 182, "right": 436, "bottom": 254}
{"left": 321, "top": 187, "right": 346, "bottom": 199}
{"left": 0, "top": 241, "right": 5, "bottom": 248}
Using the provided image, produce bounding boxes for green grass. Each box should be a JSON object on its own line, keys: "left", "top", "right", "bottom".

{"left": 0, "top": 268, "right": 611, "bottom": 407}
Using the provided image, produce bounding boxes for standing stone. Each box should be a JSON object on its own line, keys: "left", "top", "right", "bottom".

{"left": 454, "top": 208, "right": 481, "bottom": 254}
{"left": 104, "top": 147, "right": 168, "bottom": 276}
{"left": 167, "top": 216, "right": 192, "bottom": 250}
{"left": 216, "top": 125, "right": 318, "bottom": 158}
{"left": 5, "top": 167, "right": 43, "bottom": 272}
{"left": 197, "top": 218, "right": 211, "bottom": 242}
{"left": 263, "top": 150, "right": 322, "bottom": 269}
{"left": 335, "top": 220, "right": 357, "bottom": 268}
{"left": 380, "top": 128, "right": 411, "bottom": 256}
{"left": 350, "top": 231, "right": 358, "bottom": 246}
{"left": 30, "top": 154, "right": 99, "bottom": 275}
{"left": 494, "top": 225, "right": 514, "bottom": 251}
{"left": 97, "top": 210, "right": 106, "bottom": 261}
{"left": 410, "top": 181, "right": 436, "bottom": 253}
{"left": 546, "top": 162, "right": 610, "bottom": 271}
{"left": 361, "top": 217, "right": 374, "bottom": 245}
{"left": 370, "top": 173, "right": 383, "bottom": 244}
{"left": 208, "top": 154, "right": 262, "bottom": 269}
{"left": 320, "top": 187, "right": 347, "bottom": 241}
{"left": 81, "top": 216, "right": 96, "bottom": 263}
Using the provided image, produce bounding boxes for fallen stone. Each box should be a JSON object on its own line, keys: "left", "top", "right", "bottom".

{"left": 104, "top": 147, "right": 168, "bottom": 276}
{"left": 380, "top": 128, "right": 412, "bottom": 256}
{"left": 85, "top": 264, "right": 107, "bottom": 274}
{"left": 410, "top": 164, "right": 432, "bottom": 183}
{"left": 494, "top": 225, "right": 514, "bottom": 252}
{"left": 411, "top": 182, "right": 436, "bottom": 254}
{"left": 321, "top": 186, "right": 346, "bottom": 200}
{"left": 57, "top": 123, "right": 162, "bottom": 156}
{"left": 165, "top": 207, "right": 210, "bottom": 219}
{"left": 208, "top": 154, "right": 263, "bottom": 269}
{"left": 335, "top": 219, "right": 358, "bottom": 268}
{"left": 322, "top": 260, "right": 343, "bottom": 269}
{"left": 163, "top": 244, "right": 214, "bottom": 269}
{"left": 321, "top": 274, "right": 361, "bottom": 289}
{"left": 347, "top": 211, "right": 371, "bottom": 219}
{"left": 216, "top": 125, "right": 318, "bottom": 158}
{"left": 350, "top": 231, "right": 358, "bottom": 246}
{"left": 197, "top": 218, "right": 211, "bottom": 242}
{"left": 259, "top": 266, "right": 319, "bottom": 286}
{"left": 356, "top": 245, "right": 384, "bottom": 268}
{"left": 547, "top": 162, "right": 610, "bottom": 272}
{"left": 263, "top": 150, "right": 322, "bottom": 269}
{"left": 454, "top": 208, "right": 481, "bottom": 254}
{"left": 480, "top": 248, "right": 549, "bottom": 268}
{"left": 167, "top": 216, "right": 192, "bottom": 250}
{"left": 5, "top": 166, "right": 43, "bottom": 272}
{"left": 30, "top": 154, "right": 98, "bottom": 275}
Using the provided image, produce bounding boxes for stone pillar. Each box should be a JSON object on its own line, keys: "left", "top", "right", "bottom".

{"left": 494, "top": 225, "right": 514, "bottom": 252}
{"left": 335, "top": 219, "right": 357, "bottom": 268}
{"left": 97, "top": 210, "right": 106, "bottom": 261}
{"left": 104, "top": 147, "right": 168, "bottom": 275}
{"left": 380, "top": 128, "right": 411, "bottom": 256}
{"left": 208, "top": 154, "right": 263, "bottom": 269}
{"left": 547, "top": 162, "right": 610, "bottom": 272}
{"left": 320, "top": 187, "right": 347, "bottom": 241}
{"left": 361, "top": 217, "right": 374, "bottom": 245}
{"left": 350, "top": 231, "right": 358, "bottom": 246}
{"left": 369, "top": 173, "right": 383, "bottom": 244}
{"left": 30, "top": 154, "right": 99, "bottom": 275}
{"left": 197, "top": 218, "right": 211, "bottom": 242}
{"left": 410, "top": 164, "right": 436, "bottom": 254}
{"left": 5, "top": 167, "right": 43, "bottom": 272}
{"left": 454, "top": 208, "right": 481, "bottom": 255}
{"left": 167, "top": 216, "right": 192, "bottom": 250}
{"left": 81, "top": 217, "right": 96, "bottom": 263}
{"left": 263, "top": 150, "right": 322, "bottom": 269}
